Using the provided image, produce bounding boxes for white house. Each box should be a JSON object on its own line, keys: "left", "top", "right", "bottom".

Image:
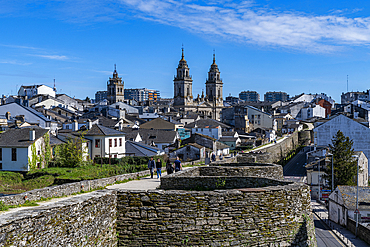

{"left": 185, "top": 119, "right": 233, "bottom": 140}
{"left": 245, "top": 105, "right": 277, "bottom": 131}
{"left": 297, "top": 104, "right": 326, "bottom": 120}
{"left": 329, "top": 186, "right": 370, "bottom": 226}
{"left": 18, "top": 85, "right": 56, "bottom": 98}
{"left": 314, "top": 114, "right": 370, "bottom": 173}
{"left": 33, "top": 98, "right": 70, "bottom": 110}
{"left": 0, "top": 103, "right": 58, "bottom": 134}
{"left": 84, "top": 124, "right": 126, "bottom": 159}
{"left": 0, "top": 128, "right": 49, "bottom": 171}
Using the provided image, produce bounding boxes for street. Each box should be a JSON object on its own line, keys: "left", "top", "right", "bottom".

{"left": 314, "top": 214, "right": 345, "bottom": 247}
{"left": 283, "top": 146, "right": 308, "bottom": 181}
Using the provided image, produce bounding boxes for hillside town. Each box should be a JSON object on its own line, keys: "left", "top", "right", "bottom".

{"left": 1, "top": 51, "right": 370, "bottom": 246}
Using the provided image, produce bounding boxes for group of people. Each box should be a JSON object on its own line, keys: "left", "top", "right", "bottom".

{"left": 147, "top": 156, "right": 182, "bottom": 179}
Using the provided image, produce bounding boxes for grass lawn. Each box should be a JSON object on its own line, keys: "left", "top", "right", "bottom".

{"left": 0, "top": 162, "right": 148, "bottom": 195}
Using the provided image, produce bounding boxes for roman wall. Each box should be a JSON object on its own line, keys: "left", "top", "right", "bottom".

{"left": 0, "top": 164, "right": 316, "bottom": 247}
{"left": 238, "top": 131, "right": 299, "bottom": 164}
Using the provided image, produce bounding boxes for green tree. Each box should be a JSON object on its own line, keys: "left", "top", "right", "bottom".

{"left": 325, "top": 130, "right": 357, "bottom": 188}
{"left": 54, "top": 134, "right": 89, "bottom": 167}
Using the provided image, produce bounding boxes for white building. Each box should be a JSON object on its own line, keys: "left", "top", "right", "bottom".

{"left": 298, "top": 105, "right": 326, "bottom": 120}
{"left": 84, "top": 124, "right": 126, "bottom": 159}
{"left": 0, "top": 103, "right": 58, "bottom": 134}
{"left": 0, "top": 128, "right": 49, "bottom": 171}
{"left": 329, "top": 186, "right": 370, "bottom": 226}
{"left": 314, "top": 114, "right": 370, "bottom": 173}
{"left": 18, "top": 85, "right": 56, "bottom": 98}
{"left": 245, "top": 105, "right": 277, "bottom": 131}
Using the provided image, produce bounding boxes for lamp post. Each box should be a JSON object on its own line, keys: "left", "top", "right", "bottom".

{"left": 327, "top": 153, "right": 334, "bottom": 192}
{"left": 352, "top": 154, "right": 359, "bottom": 238}
{"left": 315, "top": 157, "right": 321, "bottom": 200}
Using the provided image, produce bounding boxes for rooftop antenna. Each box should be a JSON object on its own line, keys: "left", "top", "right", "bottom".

{"left": 347, "top": 75, "right": 348, "bottom": 92}
{"left": 53, "top": 78, "right": 56, "bottom": 92}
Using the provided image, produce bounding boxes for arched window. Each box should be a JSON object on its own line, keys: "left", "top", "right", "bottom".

{"left": 187, "top": 87, "right": 190, "bottom": 96}
{"left": 186, "top": 71, "right": 188, "bottom": 77}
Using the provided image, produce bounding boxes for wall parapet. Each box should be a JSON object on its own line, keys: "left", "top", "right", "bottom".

{"left": 116, "top": 183, "right": 316, "bottom": 246}
{"left": 0, "top": 170, "right": 150, "bottom": 206}
{"left": 0, "top": 190, "right": 117, "bottom": 246}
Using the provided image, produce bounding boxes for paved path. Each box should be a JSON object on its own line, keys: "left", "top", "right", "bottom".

{"left": 312, "top": 200, "right": 369, "bottom": 247}
{"left": 107, "top": 176, "right": 161, "bottom": 190}
{"left": 249, "top": 134, "right": 290, "bottom": 152}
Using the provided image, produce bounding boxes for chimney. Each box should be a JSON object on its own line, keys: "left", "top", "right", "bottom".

{"left": 73, "top": 120, "right": 78, "bottom": 131}
{"left": 29, "top": 129, "right": 35, "bottom": 141}
{"left": 87, "top": 119, "right": 92, "bottom": 130}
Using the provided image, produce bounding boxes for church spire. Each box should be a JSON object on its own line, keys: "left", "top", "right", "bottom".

{"left": 180, "top": 45, "right": 186, "bottom": 62}
{"left": 212, "top": 49, "right": 216, "bottom": 65}
{"left": 113, "top": 64, "right": 118, "bottom": 78}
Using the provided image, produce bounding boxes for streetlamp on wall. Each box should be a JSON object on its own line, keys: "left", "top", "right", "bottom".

{"left": 326, "top": 153, "right": 334, "bottom": 192}
{"left": 315, "top": 157, "right": 321, "bottom": 200}
{"left": 352, "top": 154, "right": 359, "bottom": 237}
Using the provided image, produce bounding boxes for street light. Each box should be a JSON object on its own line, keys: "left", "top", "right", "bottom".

{"left": 327, "top": 153, "right": 334, "bottom": 192}
{"left": 315, "top": 157, "right": 321, "bottom": 200}
{"left": 352, "top": 154, "right": 359, "bottom": 238}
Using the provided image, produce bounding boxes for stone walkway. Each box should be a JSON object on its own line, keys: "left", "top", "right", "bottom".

{"left": 311, "top": 200, "right": 369, "bottom": 247}
{"left": 249, "top": 134, "right": 290, "bottom": 152}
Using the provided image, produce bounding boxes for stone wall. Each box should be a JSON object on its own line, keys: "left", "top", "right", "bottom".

{"left": 208, "top": 163, "right": 283, "bottom": 179}
{"left": 160, "top": 165, "right": 285, "bottom": 190}
{"left": 116, "top": 184, "right": 316, "bottom": 246}
{"left": 0, "top": 170, "right": 150, "bottom": 206}
{"left": 0, "top": 190, "right": 117, "bottom": 247}
{"left": 347, "top": 218, "right": 370, "bottom": 245}
{"left": 238, "top": 131, "right": 299, "bottom": 164}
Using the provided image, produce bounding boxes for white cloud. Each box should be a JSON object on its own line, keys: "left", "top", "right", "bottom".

{"left": 116, "top": 0, "right": 370, "bottom": 52}
{"left": 31, "top": 54, "right": 69, "bottom": 60}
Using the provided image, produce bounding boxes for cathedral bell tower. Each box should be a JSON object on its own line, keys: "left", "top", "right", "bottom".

{"left": 173, "top": 48, "right": 193, "bottom": 107}
{"left": 107, "top": 64, "right": 124, "bottom": 104}
{"left": 206, "top": 53, "right": 223, "bottom": 106}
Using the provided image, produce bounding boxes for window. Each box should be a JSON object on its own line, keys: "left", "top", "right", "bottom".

{"left": 95, "top": 139, "right": 100, "bottom": 148}
{"left": 0, "top": 148, "right": 2, "bottom": 161}
{"left": 0, "top": 163, "right": 2, "bottom": 170}
{"left": 114, "top": 139, "right": 117, "bottom": 147}
{"left": 37, "top": 150, "right": 41, "bottom": 155}
{"left": 109, "top": 139, "right": 112, "bottom": 147}
{"left": 119, "top": 138, "right": 122, "bottom": 146}
{"left": 12, "top": 148, "right": 16, "bottom": 161}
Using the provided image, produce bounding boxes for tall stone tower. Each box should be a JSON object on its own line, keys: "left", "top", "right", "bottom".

{"left": 107, "top": 64, "right": 124, "bottom": 104}
{"left": 173, "top": 48, "right": 193, "bottom": 107}
{"left": 206, "top": 53, "right": 223, "bottom": 107}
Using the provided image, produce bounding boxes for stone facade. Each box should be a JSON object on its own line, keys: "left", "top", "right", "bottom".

{"left": 347, "top": 218, "right": 370, "bottom": 245}
{"left": 160, "top": 165, "right": 284, "bottom": 190}
{"left": 116, "top": 185, "right": 315, "bottom": 246}
{"left": 0, "top": 162, "right": 316, "bottom": 246}
{"left": 0, "top": 190, "right": 117, "bottom": 247}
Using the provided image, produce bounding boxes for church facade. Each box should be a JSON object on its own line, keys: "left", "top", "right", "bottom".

{"left": 173, "top": 49, "right": 224, "bottom": 120}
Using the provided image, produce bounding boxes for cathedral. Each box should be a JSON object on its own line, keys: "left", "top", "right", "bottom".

{"left": 173, "top": 48, "right": 224, "bottom": 120}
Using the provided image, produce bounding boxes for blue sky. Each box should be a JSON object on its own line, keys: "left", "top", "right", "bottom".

{"left": 2, "top": 1, "right": 370, "bottom": 102}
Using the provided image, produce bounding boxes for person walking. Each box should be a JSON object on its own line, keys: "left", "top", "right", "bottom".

{"left": 148, "top": 157, "right": 156, "bottom": 178}
{"left": 156, "top": 158, "right": 162, "bottom": 179}
{"left": 174, "top": 156, "right": 182, "bottom": 172}
{"left": 166, "top": 159, "right": 174, "bottom": 175}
